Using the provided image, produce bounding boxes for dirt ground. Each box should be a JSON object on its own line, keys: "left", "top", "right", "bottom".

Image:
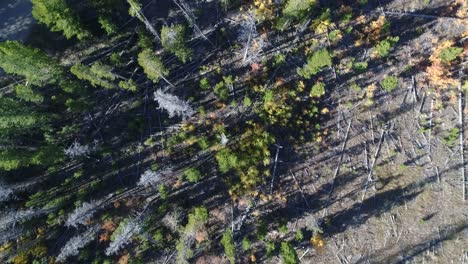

{"left": 259, "top": 2, "right": 468, "bottom": 263}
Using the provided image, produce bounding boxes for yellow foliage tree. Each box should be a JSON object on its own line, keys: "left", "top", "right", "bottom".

{"left": 426, "top": 40, "right": 460, "bottom": 89}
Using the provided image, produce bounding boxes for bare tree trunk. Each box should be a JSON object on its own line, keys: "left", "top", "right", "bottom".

{"left": 322, "top": 119, "right": 352, "bottom": 217}
{"left": 362, "top": 129, "right": 386, "bottom": 201}
{"left": 458, "top": 83, "right": 466, "bottom": 201}
{"left": 269, "top": 144, "right": 283, "bottom": 194}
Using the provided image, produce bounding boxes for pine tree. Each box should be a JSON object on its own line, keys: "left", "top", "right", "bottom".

{"left": 161, "top": 24, "right": 192, "bottom": 63}
{"left": 279, "top": 0, "right": 317, "bottom": 28}
{"left": 138, "top": 49, "right": 168, "bottom": 83}
{"left": 0, "top": 105, "right": 63, "bottom": 172}
{"left": 0, "top": 97, "right": 48, "bottom": 135}
{"left": 31, "top": 0, "right": 91, "bottom": 40}
{"left": 297, "top": 49, "right": 332, "bottom": 79}
{"left": 0, "top": 41, "right": 63, "bottom": 86}
{"left": 70, "top": 62, "right": 116, "bottom": 89}
{"left": 14, "top": 84, "right": 44, "bottom": 103}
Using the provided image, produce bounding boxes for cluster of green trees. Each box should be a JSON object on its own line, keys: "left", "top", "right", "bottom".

{"left": 216, "top": 123, "right": 275, "bottom": 196}
{"left": 0, "top": 0, "right": 425, "bottom": 263}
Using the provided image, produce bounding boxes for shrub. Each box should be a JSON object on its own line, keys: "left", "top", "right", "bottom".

{"left": 221, "top": 229, "right": 236, "bottom": 263}
{"left": 199, "top": 77, "right": 210, "bottom": 90}
{"left": 443, "top": 127, "right": 459, "bottom": 147}
{"left": 295, "top": 229, "right": 304, "bottom": 242}
{"left": 184, "top": 168, "right": 202, "bottom": 183}
{"left": 353, "top": 61, "right": 368, "bottom": 72}
{"left": 297, "top": 49, "right": 332, "bottom": 79}
{"left": 278, "top": 223, "right": 288, "bottom": 234}
{"left": 310, "top": 82, "right": 325, "bottom": 98}
{"left": 137, "top": 28, "right": 153, "bottom": 49}
{"left": 158, "top": 184, "right": 169, "bottom": 199}
{"left": 119, "top": 79, "right": 137, "bottom": 92}
{"left": 98, "top": 16, "right": 117, "bottom": 35}
{"left": 375, "top": 36, "right": 399, "bottom": 58}
{"left": 242, "top": 238, "right": 251, "bottom": 251}
{"left": 380, "top": 76, "right": 398, "bottom": 92}
{"left": 214, "top": 75, "right": 234, "bottom": 100}
{"left": 273, "top": 53, "right": 286, "bottom": 66}
{"left": 328, "top": 29, "right": 342, "bottom": 41}
{"left": 243, "top": 96, "right": 252, "bottom": 107}
{"left": 215, "top": 149, "right": 238, "bottom": 173}
{"left": 280, "top": 242, "right": 299, "bottom": 264}
{"left": 439, "top": 47, "right": 463, "bottom": 63}
{"left": 197, "top": 136, "right": 210, "bottom": 150}
{"left": 265, "top": 241, "right": 276, "bottom": 258}
{"left": 351, "top": 82, "right": 361, "bottom": 92}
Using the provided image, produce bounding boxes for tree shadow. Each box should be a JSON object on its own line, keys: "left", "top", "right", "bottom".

{"left": 355, "top": 221, "right": 468, "bottom": 264}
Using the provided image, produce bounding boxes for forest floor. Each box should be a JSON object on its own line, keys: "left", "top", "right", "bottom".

{"left": 255, "top": 1, "right": 468, "bottom": 263}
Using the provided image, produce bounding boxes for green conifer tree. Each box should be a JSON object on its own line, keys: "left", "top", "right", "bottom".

{"left": 138, "top": 49, "right": 168, "bottom": 83}
{"left": 161, "top": 24, "right": 192, "bottom": 63}
{"left": 32, "top": 0, "right": 91, "bottom": 40}
{"left": 0, "top": 41, "right": 63, "bottom": 86}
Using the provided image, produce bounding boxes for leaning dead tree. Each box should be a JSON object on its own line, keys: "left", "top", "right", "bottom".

{"left": 127, "top": 0, "right": 161, "bottom": 41}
